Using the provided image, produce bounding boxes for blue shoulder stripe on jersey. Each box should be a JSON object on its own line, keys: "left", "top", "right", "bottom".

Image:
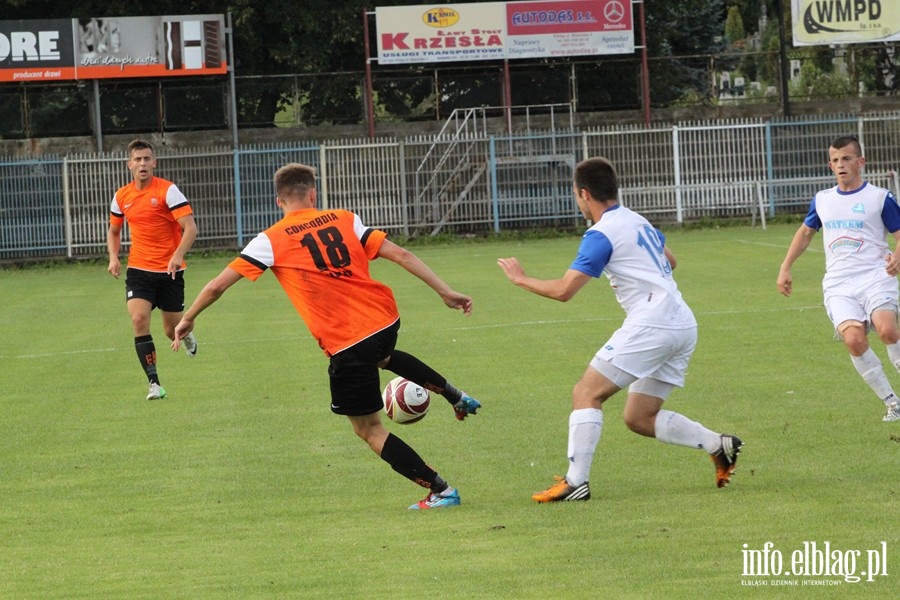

{"left": 803, "top": 197, "right": 821, "bottom": 230}
{"left": 570, "top": 230, "right": 612, "bottom": 277}
{"left": 655, "top": 228, "right": 666, "bottom": 247}
{"left": 882, "top": 192, "right": 900, "bottom": 233}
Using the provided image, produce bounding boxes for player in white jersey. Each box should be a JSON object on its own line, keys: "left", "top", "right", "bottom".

{"left": 498, "top": 157, "right": 743, "bottom": 503}
{"left": 778, "top": 135, "right": 900, "bottom": 423}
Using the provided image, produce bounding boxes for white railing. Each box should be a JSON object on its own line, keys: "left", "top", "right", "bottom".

{"left": 3, "top": 110, "right": 900, "bottom": 261}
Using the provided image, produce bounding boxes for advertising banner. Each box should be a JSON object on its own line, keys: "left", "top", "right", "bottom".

{"left": 0, "top": 14, "right": 226, "bottom": 82}
{"left": 377, "top": 3, "right": 507, "bottom": 65}
{"left": 506, "top": 0, "right": 633, "bottom": 58}
{"left": 791, "top": 0, "right": 900, "bottom": 46}
{"left": 0, "top": 19, "right": 77, "bottom": 82}
{"left": 376, "top": 0, "right": 633, "bottom": 65}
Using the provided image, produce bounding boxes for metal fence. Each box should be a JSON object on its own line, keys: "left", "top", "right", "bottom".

{"left": 3, "top": 110, "right": 900, "bottom": 262}
{"left": 2, "top": 44, "right": 897, "bottom": 141}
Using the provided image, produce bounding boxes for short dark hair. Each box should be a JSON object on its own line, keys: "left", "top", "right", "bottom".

{"left": 126, "top": 138, "right": 154, "bottom": 156}
{"left": 574, "top": 157, "right": 618, "bottom": 202}
{"left": 274, "top": 163, "right": 317, "bottom": 199}
{"left": 830, "top": 135, "right": 862, "bottom": 157}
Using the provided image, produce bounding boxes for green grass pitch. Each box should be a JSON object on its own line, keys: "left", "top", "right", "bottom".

{"left": 1, "top": 223, "right": 897, "bottom": 598}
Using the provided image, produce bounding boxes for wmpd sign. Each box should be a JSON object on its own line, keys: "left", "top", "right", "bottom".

{"left": 791, "top": 0, "right": 900, "bottom": 45}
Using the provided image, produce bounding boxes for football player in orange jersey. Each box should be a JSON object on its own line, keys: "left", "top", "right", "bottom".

{"left": 171, "top": 163, "right": 481, "bottom": 510}
{"left": 107, "top": 139, "right": 198, "bottom": 400}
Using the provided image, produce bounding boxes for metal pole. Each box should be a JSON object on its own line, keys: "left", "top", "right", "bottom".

{"left": 363, "top": 9, "right": 376, "bottom": 138}
{"left": 92, "top": 79, "right": 103, "bottom": 152}
{"left": 226, "top": 13, "right": 239, "bottom": 147}
{"left": 503, "top": 59, "right": 512, "bottom": 134}
{"left": 62, "top": 157, "right": 73, "bottom": 258}
{"left": 775, "top": 0, "right": 791, "bottom": 116}
{"left": 638, "top": 0, "right": 651, "bottom": 125}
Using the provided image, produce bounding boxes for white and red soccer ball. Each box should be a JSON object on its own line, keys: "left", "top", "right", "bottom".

{"left": 382, "top": 377, "right": 431, "bottom": 424}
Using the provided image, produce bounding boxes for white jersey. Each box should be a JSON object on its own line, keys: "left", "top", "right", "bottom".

{"left": 570, "top": 205, "right": 696, "bottom": 329}
{"left": 803, "top": 181, "right": 900, "bottom": 288}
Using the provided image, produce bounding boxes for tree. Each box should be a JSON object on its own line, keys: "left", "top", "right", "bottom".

{"left": 725, "top": 6, "right": 746, "bottom": 47}
{"left": 645, "top": 0, "right": 726, "bottom": 106}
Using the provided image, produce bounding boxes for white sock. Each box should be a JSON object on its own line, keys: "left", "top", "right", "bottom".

{"left": 565, "top": 408, "right": 603, "bottom": 486}
{"left": 886, "top": 341, "right": 900, "bottom": 372}
{"left": 850, "top": 349, "right": 896, "bottom": 403}
{"left": 654, "top": 409, "right": 721, "bottom": 453}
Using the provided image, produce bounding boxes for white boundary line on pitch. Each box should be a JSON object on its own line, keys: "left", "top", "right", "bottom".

{"left": 735, "top": 239, "right": 824, "bottom": 252}
{"left": 451, "top": 304, "right": 823, "bottom": 330}
{"left": 0, "top": 305, "right": 823, "bottom": 360}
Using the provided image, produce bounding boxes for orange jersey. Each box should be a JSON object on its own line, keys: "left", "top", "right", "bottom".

{"left": 110, "top": 176, "right": 193, "bottom": 272}
{"left": 228, "top": 208, "right": 399, "bottom": 356}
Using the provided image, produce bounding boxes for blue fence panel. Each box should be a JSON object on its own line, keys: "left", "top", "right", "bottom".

{"left": 236, "top": 144, "right": 321, "bottom": 246}
{"left": 0, "top": 155, "right": 65, "bottom": 259}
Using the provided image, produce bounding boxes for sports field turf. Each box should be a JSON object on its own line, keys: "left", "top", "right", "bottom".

{"left": 1, "top": 223, "right": 897, "bottom": 598}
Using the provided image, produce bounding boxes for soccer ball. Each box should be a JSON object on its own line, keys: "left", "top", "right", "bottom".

{"left": 382, "top": 377, "right": 431, "bottom": 424}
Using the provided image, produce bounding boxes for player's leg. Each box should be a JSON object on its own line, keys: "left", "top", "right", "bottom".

{"left": 865, "top": 277, "right": 900, "bottom": 361}
{"left": 870, "top": 305, "right": 900, "bottom": 422}
{"left": 348, "top": 411, "right": 447, "bottom": 488}
{"left": 623, "top": 326, "right": 715, "bottom": 446}
{"left": 830, "top": 291, "right": 899, "bottom": 418}
{"left": 532, "top": 351, "right": 623, "bottom": 503}
{"left": 332, "top": 331, "right": 460, "bottom": 509}
{"left": 873, "top": 309, "right": 900, "bottom": 365}
{"left": 841, "top": 320, "right": 898, "bottom": 408}
{"left": 158, "top": 271, "right": 196, "bottom": 356}
{"left": 378, "top": 321, "right": 479, "bottom": 419}
{"left": 534, "top": 325, "right": 669, "bottom": 502}
{"left": 347, "top": 412, "right": 458, "bottom": 509}
{"left": 627, "top": 326, "right": 742, "bottom": 487}
{"left": 624, "top": 384, "right": 743, "bottom": 487}
{"left": 124, "top": 269, "right": 165, "bottom": 399}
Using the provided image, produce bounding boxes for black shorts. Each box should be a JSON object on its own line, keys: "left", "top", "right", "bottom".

{"left": 327, "top": 320, "right": 400, "bottom": 416}
{"left": 125, "top": 268, "right": 186, "bottom": 312}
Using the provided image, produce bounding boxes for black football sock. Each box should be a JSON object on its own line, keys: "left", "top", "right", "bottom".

{"left": 380, "top": 433, "right": 449, "bottom": 493}
{"left": 385, "top": 350, "right": 463, "bottom": 404}
{"left": 134, "top": 335, "right": 160, "bottom": 385}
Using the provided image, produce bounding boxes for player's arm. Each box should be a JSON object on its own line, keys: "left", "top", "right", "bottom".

{"left": 664, "top": 247, "right": 677, "bottom": 270}
{"left": 376, "top": 239, "right": 472, "bottom": 315}
{"left": 886, "top": 229, "right": 900, "bottom": 277}
{"left": 107, "top": 220, "right": 123, "bottom": 279}
{"left": 172, "top": 267, "right": 243, "bottom": 350}
{"left": 497, "top": 258, "right": 591, "bottom": 302}
{"left": 777, "top": 224, "right": 817, "bottom": 297}
{"left": 881, "top": 192, "right": 900, "bottom": 276}
{"left": 167, "top": 214, "right": 198, "bottom": 278}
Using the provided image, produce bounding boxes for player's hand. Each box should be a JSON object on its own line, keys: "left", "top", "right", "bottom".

{"left": 171, "top": 319, "right": 194, "bottom": 351}
{"left": 886, "top": 252, "right": 900, "bottom": 277}
{"left": 776, "top": 269, "right": 793, "bottom": 297}
{"left": 167, "top": 252, "right": 186, "bottom": 279}
{"left": 107, "top": 258, "right": 121, "bottom": 279}
{"left": 497, "top": 257, "right": 525, "bottom": 284}
{"left": 166, "top": 259, "right": 180, "bottom": 279}
{"left": 442, "top": 290, "right": 472, "bottom": 316}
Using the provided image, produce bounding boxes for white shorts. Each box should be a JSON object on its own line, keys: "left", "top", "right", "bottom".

{"left": 590, "top": 324, "right": 697, "bottom": 389}
{"left": 824, "top": 275, "right": 899, "bottom": 332}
